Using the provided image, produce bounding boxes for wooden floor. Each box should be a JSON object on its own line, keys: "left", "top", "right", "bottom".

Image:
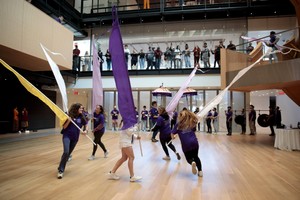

{"left": 0, "top": 130, "right": 299, "bottom": 200}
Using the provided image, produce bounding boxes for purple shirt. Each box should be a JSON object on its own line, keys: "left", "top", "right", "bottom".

{"left": 149, "top": 107, "right": 158, "bottom": 122}
{"left": 171, "top": 124, "right": 198, "bottom": 153}
{"left": 141, "top": 110, "right": 148, "bottom": 120}
{"left": 62, "top": 116, "right": 87, "bottom": 141}
{"left": 111, "top": 109, "right": 119, "bottom": 120}
{"left": 93, "top": 112, "right": 105, "bottom": 133}
{"left": 155, "top": 116, "right": 171, "bottom": 140}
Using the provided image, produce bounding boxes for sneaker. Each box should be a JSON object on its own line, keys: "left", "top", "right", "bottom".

{"left": 176, "top": 153, "right": 181, "bottom": 160}
{"left": 88, "top": 155, "right": 95, "bottom": 160}
{"left": 130, "top": 175, "right": 142, "bottom": 182}
{"left": 198, "top": 171, "right": 203, "bottom": 177}
{"left": 162, "top": 156, "right": 171, "bottom": 160}
{"left": 191, "top": 161, "right": 197, "bottom": 175}
{"left": 104, "top": 150, "right": 109, "bottom": 158}
{"left": 151, "top": 138, "right": 158, "bottom": 142}
{"left": 108, "top": 171, "right": 120, "bottom": 180}
{"left": 68, "top": 155, "right": 72, "bottom": 162}
{"left": 57, "top": 171, "right": 63, "bottom": 179}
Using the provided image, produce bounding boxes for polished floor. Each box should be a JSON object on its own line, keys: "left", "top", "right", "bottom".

{"left": 0, "top": 129, "right": 299, "bottom": 200}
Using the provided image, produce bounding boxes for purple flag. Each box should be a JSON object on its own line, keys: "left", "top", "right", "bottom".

{"left": 109, "top": 7, "right": 137, "bottom": 130}
{"left": 92, "top": 37, "right": 103, "bottom": 109}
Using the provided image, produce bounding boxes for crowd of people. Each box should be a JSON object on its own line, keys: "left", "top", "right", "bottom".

{"left": 72, "top": 39, "right": 250, "bottom": 72}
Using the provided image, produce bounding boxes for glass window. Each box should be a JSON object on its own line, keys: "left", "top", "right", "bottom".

{"left": 104, "top": 91, "right": 115, "bottom": 130}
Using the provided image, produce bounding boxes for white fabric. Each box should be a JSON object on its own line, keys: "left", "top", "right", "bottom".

{"left": 274, "top": 129, "right": 300, "bottom": 151}
{"left": 40, "top": 44, "right": 68, "bottom": 112}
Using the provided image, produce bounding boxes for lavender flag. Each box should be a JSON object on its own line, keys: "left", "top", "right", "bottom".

{"left": 109, "top": 6, "right": 137, "bottom": 130}
{"left": 92, "top": 37, "right": 103, "bottom": 109}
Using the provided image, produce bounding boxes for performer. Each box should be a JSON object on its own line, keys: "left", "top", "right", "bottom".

{"left": 206, "top": 110, "right": 212, "bottom": 133}
{"left": 88, "top": 105, "right": 109, "bottom": 160}
{"left": 151, "top": 106, "right": 181, "bottom": 161}
{"left": 57, "top": 103, "right": 88, "bottom": 179}
{"left": 171, "top": 109, "right": 203, "bottom": 177}
{"left": 108, "top": 125, "right": 142, "bottom": 182}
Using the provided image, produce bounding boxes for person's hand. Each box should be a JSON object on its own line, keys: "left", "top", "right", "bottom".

{"left": 137, "top": 135, "right": 141, "bottom": 140}
{"left": 82, "top": 130, "right": 88, "bottom": 135}
{"left": 171, "top": 133, "right": 176, "bottom": 139}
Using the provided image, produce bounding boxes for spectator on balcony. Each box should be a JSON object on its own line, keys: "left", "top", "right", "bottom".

{"left": 154, "top": 47, "right": 163, "bottom": 70}
{"left": 73, "top": 44, "right": 81, "bottom": 72}
{"left": 139, "top": 49, "right": 145, "bottom": 69}
{"left": 183, "top": 44, "right": 191, "bottom": 68}
{"left": 170, "top": 47, "right": 176, "bottom": 69}
{"left": 83, "top": 51, "right": 90, "bottom": 71}
{"left": 201, "top": 42, "right": 210, "bottom": 68}
{"left": 227, "top": 40, "right": 236, "bottom": 51}
{"left": 193, "top": 45, "right": 201, "bottom": 67}
{"left": 105, "top": 49, "right": 112, "bottom": 71}
{"left": 246, "top": 43, "right": 254, "bottom": 54}
{"left": 174, "top": 45, "right": 182, "bottom": 69}
{"left": 146, "top": 46, "right": 154, "bottom": 70}
{"left": 164, "top": 47, "right": 172, "bottom": 69}
{"left": 144, "top": 0, "right": 150, "bottom": 9}
{"left": 124, "top": 44, "right": 130, "bottom": 68}
{"left": 131, "top": 49, "right": 139, "bottom": 70}
{"left": 267, "top": 31, "right": 279, "bottom": 63}
{"left": 98, "top": 48, "right": 104, "bottom": 71}
{"left": 55, "top": 15, "right": 64, "bottom": 24}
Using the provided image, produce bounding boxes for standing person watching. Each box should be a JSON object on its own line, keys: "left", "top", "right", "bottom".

{"left": 240, "top": 108, "right": 246, "bottom": 135}
{"left": 149, "top": 101, "right": 159, "bottom": 142}
{"left": 57, "top": 103, "right": 88, "bottom": 179}
{"left": 21, "top": 107, "right": 29, "bottom": 132}
{"left": 140, "top": 106, "right": 148, "bottom": 132}
{"left": 73, "top": 44, "right": 81, "bottom": 72}
{"left": 212, "top": 107, "right": 219, "bottom": 134}
{"left": 225, "top": 106, "right": 233, "bottom": 136}
{"left": 268, "top": 106, "right": 276, "bottom": 136}
{"left": 13, "top": 106, "right": 19, "bottom": 133}
{"left": 171, "top": 109, "right": 203, "bottom": 177}
{"left": 88, "top": 105, "right": 109, "bottom": 160}
{"left": 111, "top": 106, "right": 120, "bottom": 131}
{"left": 249, "top": 105, "right": 256, "bottom": 135}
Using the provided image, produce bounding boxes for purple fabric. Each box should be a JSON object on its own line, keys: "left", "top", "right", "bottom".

{"left": 92, "top": 39, "right": 103, "bottom": 109}
{"left": 109, "top": 7, "right": 137, "bottom": 130}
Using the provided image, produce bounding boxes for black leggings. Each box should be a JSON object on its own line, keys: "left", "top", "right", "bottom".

{"left": 184, "top": 147, "right": 202, "bottom": 171}
{"left": 92, "top": 131, "right": 107, "bottom": 155}
{"left": 160, "top": 136, "right": 177, "bottom": 157}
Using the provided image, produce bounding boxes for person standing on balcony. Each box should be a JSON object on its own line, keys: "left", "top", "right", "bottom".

{"left": 105, "top": 49, "right": 112, "bottom": 71}
{"left": 183, "top": 44, "right": 191, "bottom": 68}
{"left": 139, "top": 49, "right": 145, "bottom": 69}
{"left": 73, "top": 44, "right": 81, "bottom": 72}
{"left": 193, "top": 45, "right": 201, "bottom": 67}
{"left": 267, "top": 31, "right": 279, "bottom": 63}
{"left": 144, "top": 0, "right": 150, "bottom": 9}
{"left": 201, "top": 42, "right": 210, "bottom": 68}
{"left": 154, "top": 47, "right": 162, "bottom": 70}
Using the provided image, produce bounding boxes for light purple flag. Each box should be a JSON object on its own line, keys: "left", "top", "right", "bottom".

{"left": 92, "top": 37, "right": 103, "bottom": 110}
{"left": 166, "top": 67, "right": 198, "bottom": 115}
{"left": 109, "top": 6, "right": 137, "bottom": 130}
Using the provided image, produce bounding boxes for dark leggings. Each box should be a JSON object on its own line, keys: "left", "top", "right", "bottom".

{"left": 92, "top": 131, "right": 107, "bottom": 156}
{"left": 160, "top": 136, "right": 177, "bottom": 157}
{"left": 183, "top": 147, "right": 202, "bottom": 171}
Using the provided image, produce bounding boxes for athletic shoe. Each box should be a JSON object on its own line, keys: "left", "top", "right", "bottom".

{"left": 108, "top": 172, "right": 120, "bottom": 180}
{"left": 130, "top": 175, "right": 142, "bottom": 182}
{"left": 57, "top": 171, "right": 63, "bottom": 179}
{"left": 176, "top": 153, "right": 181, "bottom": 160}
{"left": 191, "top": 161, "right": 197, "bottom": 175}
{"left": 162, "top": 156, "right": 171, "bottom": 160}
{"left": 151, "top": 138, "right": 158, "bottom": 142}
{"left": 68, "top": 155, "right": 72, "bottom": 162}
{"left": 88, "top": 155, "right": 95, "bottom": 160}
{"left": 104, "top": 150, "right": 109, "bottom": 158}
{"left": 198, "top": 171, "right": 203, "bottom": 177}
